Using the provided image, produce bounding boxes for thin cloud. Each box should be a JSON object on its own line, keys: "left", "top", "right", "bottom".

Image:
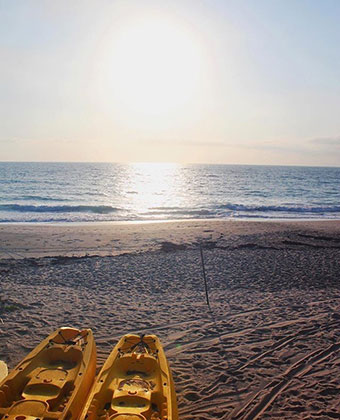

{"left": 309, "top": 136, "right": 340, "bottom": 147}
{"left": 177, "top": 140, "right": 231, "bottom": 148}
{"left": 0, "top": 137, "right": 76, "bottom": 144}
{"left": 141, "top": 138, "right": 232, "bottom": 148}
{"left": 140, "top": 137, "right": 340, "bottom": 157}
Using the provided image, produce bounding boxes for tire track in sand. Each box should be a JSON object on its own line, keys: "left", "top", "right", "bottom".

{"left": 231, "top": 342, "right": 340, "bottom": 420}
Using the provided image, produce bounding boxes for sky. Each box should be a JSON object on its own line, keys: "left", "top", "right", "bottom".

{"left": 0, "top": 0, "right": 340, "bottom": 166}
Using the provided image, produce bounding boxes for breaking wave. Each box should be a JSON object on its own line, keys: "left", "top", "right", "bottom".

{"left": 0, "top": 204, "right": 122, "bottom": 214}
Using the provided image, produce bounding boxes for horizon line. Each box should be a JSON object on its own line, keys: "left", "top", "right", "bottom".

{"left": 0, "top": 160, "right": 339, "bottom": 169}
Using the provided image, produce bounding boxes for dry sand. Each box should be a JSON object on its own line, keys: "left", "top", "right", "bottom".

{"left": 1, "top": 219, "right": 340, "bottom": 419}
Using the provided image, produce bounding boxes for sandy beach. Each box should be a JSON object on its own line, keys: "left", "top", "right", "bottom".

{"left": 1, "top": 219, "right": 340, "bottom": 419}
{"left": 2, "top": 0, "right": 340, "bottom": 418}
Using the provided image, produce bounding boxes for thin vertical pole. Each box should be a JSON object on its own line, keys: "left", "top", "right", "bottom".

{"left": 200, "top": 243, "right": 211, "bottom": 309}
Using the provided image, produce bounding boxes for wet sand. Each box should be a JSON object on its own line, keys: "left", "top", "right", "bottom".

{"left": 1, "top": 220, "right": 340, "bottom": 419}
{"left": 1, "top": 219, "right": 340, "bottom": 259}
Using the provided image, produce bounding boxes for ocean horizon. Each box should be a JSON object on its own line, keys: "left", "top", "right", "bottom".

{"left": 0, "top": 162, "right": 339, "bottom": 223}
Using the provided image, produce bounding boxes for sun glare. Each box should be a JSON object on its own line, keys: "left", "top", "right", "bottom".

{"left": 97, "top": 15, "right": 208, "bottom": 125}
{"left": 122, "top": 162, "right": 184, "bottom": 215}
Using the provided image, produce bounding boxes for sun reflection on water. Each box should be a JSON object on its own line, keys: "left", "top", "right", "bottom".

{"left": 122, "top": 163, "right": 185, "bottom": 217}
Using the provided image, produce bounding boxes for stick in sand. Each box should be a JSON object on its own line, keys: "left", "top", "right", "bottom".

{"left": 200, "top": 243, "right": 211, "bottom": 309}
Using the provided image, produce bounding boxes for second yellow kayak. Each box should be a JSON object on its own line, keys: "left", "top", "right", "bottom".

{"left": 81, "top": 334, "right": 178, "bottom": 420}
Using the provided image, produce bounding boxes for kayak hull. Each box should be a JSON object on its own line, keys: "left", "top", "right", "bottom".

{"left": 0, "top": 327, "right": 96, "bottom": 420}
{"left": 81, "top": 334, "right": 178, "bottom": 420}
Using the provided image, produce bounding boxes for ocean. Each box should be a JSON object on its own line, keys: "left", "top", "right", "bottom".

{"left": 0, "top": 162, "right": 339, "bottom": 223}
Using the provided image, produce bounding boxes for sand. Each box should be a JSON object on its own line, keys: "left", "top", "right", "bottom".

{"left": 1, "top": 219, "right": 340, "bottom": 419}
{"left": 1, "top": 219, "right": 340, "bottom": 259}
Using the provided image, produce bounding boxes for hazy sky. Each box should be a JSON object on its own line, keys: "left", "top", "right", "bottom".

{"left": 1, "top": 0, "right": 340, "bottom": 165}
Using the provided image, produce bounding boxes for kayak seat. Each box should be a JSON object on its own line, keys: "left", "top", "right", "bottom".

{"left": 113, "top": 354, "right": 158, "bottom": 379}
{"left": 0, "top": 399, "right": 48, "bottom": 420}
{"left": 22, "top": 368, "right": 69, "bottom": 408}
{"left": 111, "top": 379, "right": 152, "bottom": 414}
{"left": 110, "top": 414, "right": 146, "bottom": 420}
{"left": 41, "top": 346, "right": 83, "bottom": 369}
{"left": 111, "top": 392, "right": 151, "bottom": 414}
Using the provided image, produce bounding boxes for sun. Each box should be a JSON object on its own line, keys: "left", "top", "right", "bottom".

{"left": 95, "top": 14, "right": 209, "bottom": 124}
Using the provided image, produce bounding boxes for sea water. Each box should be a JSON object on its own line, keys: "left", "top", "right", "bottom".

{"left": 0, "top": 162, "right": 339, "bottom": 223}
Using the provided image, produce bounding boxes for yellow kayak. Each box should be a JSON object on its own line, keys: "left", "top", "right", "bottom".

{"left": 81, "top": 334, "right": 178, "bottom": 420}
{"left": 0, "top": 362, "right": 8, "bottom": 382}
{"left": 0, "top": 327, "right": 96, "bottom": 420}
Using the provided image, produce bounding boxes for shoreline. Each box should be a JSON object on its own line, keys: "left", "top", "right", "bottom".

{"left": 2, "top": 216, "right": 340, "bottom": 226}
{"left": 1, "top": 218, "right": 340, "bottom": 259}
